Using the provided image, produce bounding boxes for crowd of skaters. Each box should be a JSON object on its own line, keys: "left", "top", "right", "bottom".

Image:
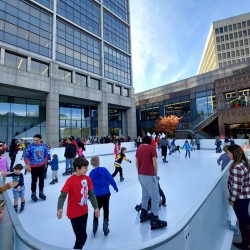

{"left": 0, "top": 132, "right": 249, "bottom": 249}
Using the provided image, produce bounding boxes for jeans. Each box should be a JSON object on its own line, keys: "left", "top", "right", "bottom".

{"left": 233, "top": 198, "right": 250, "bottom": 225}
{"left": 65, "top": 158, "right": 74, "bottom": 173}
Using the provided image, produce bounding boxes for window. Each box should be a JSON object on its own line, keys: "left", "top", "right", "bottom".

{"left": 107, "top": 83, "right": 113, "bottom": 93}
{"left": 218, "top": 54, "right": 222, "bottom": 60}
{"left": 231, "top": 51, "right": 235, "bottom": 57}
{"left": 75, "top": 73, "right": 87, "bottom": 86}
{"left": 31, "top": 59, "right": 49, "bottom": 76}
{"left": 236, "top": 50, "right": 240, "bottom": 56}
{"left": 216, "top": 37, "right": 220, "bottom": 43}
{"left": 227, "top": 52, "right": 231, "bottom": 58}
{"left": 228, "top": 25, "right": 232, "bottom": 31}
{"left": 225, "top": 34, "right": 229, "bottom": 40}
{"left": 229, "top": 33, "right": 233, "bottom": 39}
{"left": 224, "top": 26, "right": 228, "bottom": 32}
{"left": 243, "top": 30, "right": 247, "bottom": 36}
{"left": 219, "top": 27, "right": 223, "bottom": 33}
{"left": 215, "top": 28, "right": 219, "bottom": 34}
{"left": 90, "top": 78, "right": 100, "bottom": 90}
{"left": 237, "top": 22, "right": 242, "bottom": 29}
{"left": 241, "top": 49, "right": 245, "bottom": 56}
{"left": 230, "top": 42, "right": 234, "bottom": 48}
{"left": 5, "top": 51, "right": 27, "bottom": 71}
{"left": 233, "top": 24, "right": 237, "bottom": 30}
{"left": 123, "top": 88, "right": 129, "bottom": 97}
{"left": 234, "top": 32, "right": 238, "bottom": 38}
{"left": 246, "top": 48, "right": 249, "bottom": 55}
{"left": 244, "top": 39, "right": 249, "bottom": 45}
{"left": 239, "top": 40, "right": 243, "bottom": 46}
{"left": 235, "top": 41, "right": 239, "bottom": 47}
{"left": 221, "top": 44, "right": 225, "bottom": 50}
{"left": 239, "top": 31, "right": 242, "bottom": 37}
{"left": 217, "top": 45, "right": 221, "bottom": 51}
{"left": 222, "top": 53, "right": 226, "bottom": 59}
{"left": 242, "top": 21, "right": 246, "bottom": 28}
{"left": 220, "top": 36, "right": 224, "bottom": 42}
{"left": 114, "top": 85, "right": 121, "bottom": 95}
{"left": 58, "top": 67, "right": 72, "bottom": 83}
{"left": 226, "top": 43, "right": 229, "bottom": 49}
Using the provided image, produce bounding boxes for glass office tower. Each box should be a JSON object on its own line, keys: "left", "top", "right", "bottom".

{"left": 0, "top": 0, "right": 136, "bottom": 146}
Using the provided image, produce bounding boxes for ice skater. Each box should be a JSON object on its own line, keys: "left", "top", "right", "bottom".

{"left": 112, "top": 147, "right": 131, "bottom": 182}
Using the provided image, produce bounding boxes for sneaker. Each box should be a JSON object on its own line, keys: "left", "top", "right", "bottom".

{"left": 50, "top": 180, "right": 56, "bottom": 185}
{"left": 39, "top": 192, "right": 46, "bottom": 200}
{"left": 31, "top": 193, "right": 38, "bottom": 202}
{"left": 150, "top": 213, "right": 167, "bottom": 230}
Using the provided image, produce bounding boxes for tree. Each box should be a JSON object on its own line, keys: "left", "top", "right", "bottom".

{"left": 155, "top": 115, "right": 182, "bottom": 136}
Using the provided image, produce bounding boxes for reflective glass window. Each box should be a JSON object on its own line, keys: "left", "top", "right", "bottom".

{"left": 103, "top": 0, "right": 128, "bottom": 22}
{"left": 5, "top": 51, "right": 27, "bottom": 71}
{"left": 58, "top": 67, "right": 72, "bottom": 83}
{"left": 0, "top": 0, "right": 52, "bottom": 57}
{"left": 103, "top": 11, "right": 130, "bottom": 53}
{"left": 75, "top": 73, "right": 87, "bottom": 87}
{"left": 56, "top": 20, "right": 101, "bottom": 75}
{"left": 31, "top": 59, "right": 49, "bottom": 77}
{"left": 90, "top": 78, "right": 100, "bottom": 90}
{"left": 57, "top": 0, "right": 100, "bottom": 36}
{"left": 104, "top": 45, "right": 131, "bottom": 85}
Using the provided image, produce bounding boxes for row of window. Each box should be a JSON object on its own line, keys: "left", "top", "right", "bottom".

{"left": 218, "top": 48, "right": 250, "bottom": 59}
{"left": 218, "top": 57, "right": 250, "bottom": 68}
{"left": 215, "top": 20, "right": 250, "bottom": 34}
{"left": 217, "top": 39, "right": 250, "bottom": 51}
{"left": 56, "top": 20, "right": 101, "bottom": 75}
{"left": 34, "top": 0, "right": 52, "bottom": 9}
{"left": 57, "top": 0, "right": 100, "bottom": 36}
{"left": 103, "top": 0, "right": 128, "bottom": 23}
{"left": 103, "top": 11, "right": 130, "bottom": 53}
{"left": 216, "top": 29, "right": 250, "bottom": 43}
{"left": 107, "top": 83, "right": 129, "bottom": 97}
{"left": 104, "top": 45, "right": 131, "bottom": 85}
{"left": 3, "top": 50, "right": 49, "bottom": 77}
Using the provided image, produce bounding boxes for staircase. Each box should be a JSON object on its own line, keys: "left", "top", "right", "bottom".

{"left": 176, "top": 112, "right": 218, "bottom": 139}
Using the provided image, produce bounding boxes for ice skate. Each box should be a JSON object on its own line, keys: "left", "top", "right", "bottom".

{"left": 150, "top": 213, "right": 167, "bottom": 230}
{"left": 103, "top": 219, "right": 110, "bottom": 236}
{"left": 31, "top": 193, "right": 38, "bottom": 202}
{"left": 20, "top": 202, "right": 25, "bottom": 213}
{"left": 93, "top": 221, "right": 99, "bottom": 236}
{"left": 140, "top": 208, "right": 150, "bottom": 223}
{"left": 39, "top": 191, "right": 46, "bottom": 200}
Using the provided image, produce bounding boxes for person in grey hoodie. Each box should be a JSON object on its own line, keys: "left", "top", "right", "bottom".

{"left": 160, "top": 136, "right": 168, "bottom": 163}
{"left": 217, "top": 145, "right": 231, "bottom": 171}
{"left": 89, "top": 156, "right": 118, "bottom": 237}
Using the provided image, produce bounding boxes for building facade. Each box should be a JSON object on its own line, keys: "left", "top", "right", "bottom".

{"left": 135, "top": 61, "right": 250, "bottom": 139}
{"left": 198, "top": 13, "right": 250, "bottom": 74}
{"left": 0, "top": 0, "right": 136, "bottom": 146}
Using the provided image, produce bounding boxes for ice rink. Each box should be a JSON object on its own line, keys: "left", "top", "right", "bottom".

{"left": 6, "top": 147, "right": 223, "bottom": 249}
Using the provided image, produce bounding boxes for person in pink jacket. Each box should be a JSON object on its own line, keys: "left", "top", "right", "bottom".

{"left": 0, "top": 149, "right": 9, "bottom": 184}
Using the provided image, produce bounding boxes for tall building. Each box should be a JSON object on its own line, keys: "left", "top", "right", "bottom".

{"left": 0, "top": 0, "right": 136, "bottom": 146}
{"left": 198, "top": 12, "right": 250, "bottom": 74}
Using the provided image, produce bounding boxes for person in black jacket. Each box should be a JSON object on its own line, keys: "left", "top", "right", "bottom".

{"left": 63, "top": 137, "right": 77, "bottom": 176}
{"left": 9, "top": 139, "right": 19, "bottom": 172}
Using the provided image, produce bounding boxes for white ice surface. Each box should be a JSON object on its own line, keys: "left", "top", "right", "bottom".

{"left": 6, "top": 149, "right": 222, "bottom": 249}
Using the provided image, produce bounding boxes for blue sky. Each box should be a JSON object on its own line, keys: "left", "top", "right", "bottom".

{"left": 130, "top": 0, "right": 250, "bottom": 93}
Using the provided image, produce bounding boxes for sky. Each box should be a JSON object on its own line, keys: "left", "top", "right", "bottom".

{"left": 130, "top": 0, "right": 250, "bottom": 93}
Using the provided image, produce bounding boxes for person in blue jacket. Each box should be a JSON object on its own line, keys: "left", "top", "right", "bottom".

{"left": 182, "top": 140, "right": 192, "bottom": 158}
{"left": 89, "top": 156, "right": 118, "bottom": 237}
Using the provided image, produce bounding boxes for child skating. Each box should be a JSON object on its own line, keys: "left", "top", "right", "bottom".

{"left": 182, "top": 140, "right": 192, "bottom": 158}
{"left": 57, "top": 157, "right": 100, "bottom": 249}
{"left": 89, "top": 156, "right": 118, "bottom": 236}
{"left": 48, "top": 154, "right": 59, "bottom": 184}
{"left": 112, "top": 147, "right": 131, "bottom": 182}
{"left": 4, "top": 164, "right": 25, "bottom": 213}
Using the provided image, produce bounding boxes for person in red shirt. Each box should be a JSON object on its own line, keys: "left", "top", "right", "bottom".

{"left": 57, "top": 157, "right": 100, "bottom": 249}
{"left": 113, "top": 141, "right": 121, "bottom": 159}
{"left": 135, "top": 136, "right": 167, "bottom": 230}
